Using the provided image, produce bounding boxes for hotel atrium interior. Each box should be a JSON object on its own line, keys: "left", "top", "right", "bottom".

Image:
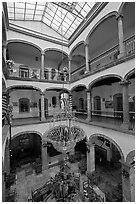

{"left": 2, "top": 1, "right": 135, "bottom": 202}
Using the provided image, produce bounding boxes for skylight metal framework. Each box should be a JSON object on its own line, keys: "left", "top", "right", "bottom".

{"left": 7, "top": 2, "right": 95, "bottom": 39}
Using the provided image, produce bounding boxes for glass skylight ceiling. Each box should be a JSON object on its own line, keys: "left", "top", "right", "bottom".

{"left": 7, "top": 2, "right": 95, "bottom": 39}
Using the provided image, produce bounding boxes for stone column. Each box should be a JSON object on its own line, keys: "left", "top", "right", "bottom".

{"left": 84, "top": 40, "right": 90, "bottom": 73}
{"left": 2, "top": 43, "right": 7, "bottom": 61}
{"left": 87, "top": 144, "right": 95, "bottom": 174}
{"left": 121, "top": 160, "right": 135, "bottom": 202}
{"left": 117, "top": 14, "right": 125, "bottom": 58}
{"left": 41, "top": 51, "right": 45, "bottom": 79}
{"left": 86, "top": 90, "right": 91, "bottom": 121}
{"left": 40, "top": 92, "right": 45, "bottom": 121}
{"left": 42, "top": 141, "right": 48, "bottom": 172}
{"left": 2, "top": 170, "right": 5, "bottom": 202}
{"left": 120, "top": 80, "right": 131, "bottom": 130}
{"left": 68, "top": 56, "right": 72, "bottom": 82}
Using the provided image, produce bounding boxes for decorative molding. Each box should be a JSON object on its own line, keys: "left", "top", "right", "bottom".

{"left": 122, "top": 169, "right": 129, "bottom": 178}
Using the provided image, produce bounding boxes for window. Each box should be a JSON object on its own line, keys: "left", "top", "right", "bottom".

{"left": 19, "top": 65, "right": 29, "bottom": 78}
{"left": 19, "top": 98, "right": 30, "bottom": 112}
{"left": 52, "top": 96, "right": 56, "bottom": 107}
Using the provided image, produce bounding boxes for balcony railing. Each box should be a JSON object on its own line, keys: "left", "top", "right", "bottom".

{"left": 124, "top": 35, "right": 135, "bottom": 56}
{"left": 9, "top": 66, "right": 69, "bottom": 82}
{"left": 89, "top": 45, "right": 119, "bottom": 72}
{"left": 71, "top": 35, "right": 135, "bottom": 82}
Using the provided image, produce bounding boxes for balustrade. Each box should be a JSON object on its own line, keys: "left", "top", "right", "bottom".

{"left": 124, "top": 35, "right": 135, "bottom": 56}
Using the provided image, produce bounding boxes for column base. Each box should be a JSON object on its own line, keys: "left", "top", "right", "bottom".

{"left": 86, "top": 117, "right": 91, "bottom": 122}
{"left": 41, "top": 117, "right": 46, "bottom": 122}
{"left": 118, "top": 52, "right": 125, "bottom": 59}
{"left": 85, "top": 70, "right": 89, "bottom": 74}
{"left": 121, "top": 122, "right": 129, "bottom": 130}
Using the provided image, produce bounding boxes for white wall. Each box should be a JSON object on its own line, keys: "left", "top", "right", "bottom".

{"left": 10, "top": 90, "right": 40, "bottom": 118}
{"left": 8, "top": 30, "right": 69, "bottom": 53}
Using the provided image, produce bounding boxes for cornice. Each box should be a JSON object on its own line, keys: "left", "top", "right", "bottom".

{"left": 8, "top": 24, "right": 68, "bottom": 47}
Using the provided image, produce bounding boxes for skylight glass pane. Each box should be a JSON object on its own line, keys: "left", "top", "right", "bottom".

{"left": 36, "top": 5, "right": 45, "bottom": 10}
{"left": 43, "top": 17, "right": 51, "bottom": 25}
{"left": 15, "top": 13, "right": 24, "bottom": 19}
{"left": 7, "top": 2, "right": 96, "bottom": 39}
{"left": 34, "top": 15, "right": 41, "bottom": 20}
{"left": 15, "top": 2, "right": 25, "bottom": 9}
{"left": 26, "top": 9, "right": 34, "bottom": 15}
{"left": 35, "top": 10, "right": 43, "bottom": 15}
{"left": 7, "top": 2, "right": 14, "bottom": 7}
{"left": 15, "top": 8, "right": 24, "bottom": 13}
{"left": 26, "top": 3, "right": 35, "bottom": 10}
{"left": 25, "top": 14, "right": 33, "bottom": 19}
{"left": 8, "top": 13, "right": 14, "bottom": 19}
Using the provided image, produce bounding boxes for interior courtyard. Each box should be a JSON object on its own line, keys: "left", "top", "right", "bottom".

{"left": 2, "top": 2, "right": 135, "bottom": 202}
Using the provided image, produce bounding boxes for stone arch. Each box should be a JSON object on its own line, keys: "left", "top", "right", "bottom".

{"left": 88, "top": 74, "right": 122, "bottom": 90}
{"left": 70, "top": 84, "right": 87, "bottom": 92}
{"left": 69, "top": 40, "right": 85, "bottom": 57}
{"left": 7, "top": 39, "right": 42, "bottom": 53}
{"left": 126, "top": 150, "right": 135, "bottom": 164}
{"left": 86, "top": 11, "right": 118, "bottom": 41}
{"left": 118, "top": 2, "right": 126, "bottom": 15}
{"left": 11, "top": 130, "right": 43, "bottom": 141}
{"left": 124, "top": 68, "right": 135, "bottom": 80}
{"left": 88, "top": 133, "right": 125, "bottom": 162}
{"left": 44, "top": 48, "right": 68, "bottom": 58}
{"left": 7, "top": 85, "right": 42, "bottom": 93}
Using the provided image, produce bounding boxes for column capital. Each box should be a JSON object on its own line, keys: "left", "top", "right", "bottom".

{"left": 2, "top": 42, "right": 7, "bottom": 48}
{"left": 41, "top": 50, "right": 45, "bottom": 55}
{"left": 116, "top": 13, "right": 124, "bottom": 20}
{"left": 86, "top": 89, "right": 91, "bottom": 93}
{"left": 84, "top": 39, "right": 89, "bottom": 46}
{"left": 42, "top": 141, "right": 48, "bottom": 148}
{"left": 120, "top": 79, "right": 131, "bottom": 86}
{"left": 40, "top": 92, "right": 45, "bottom": 96}
{"left": 68, "top": 55, "right": 72, "bottom": 61}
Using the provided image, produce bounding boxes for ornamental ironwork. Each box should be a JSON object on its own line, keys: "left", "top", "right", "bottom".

{"left": 45, "top": 125, "right": 86, "bottom": 153}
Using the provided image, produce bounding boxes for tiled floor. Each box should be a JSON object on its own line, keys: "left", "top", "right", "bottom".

{"left": 7, "top": 161, "right": 122, "bottom": 202}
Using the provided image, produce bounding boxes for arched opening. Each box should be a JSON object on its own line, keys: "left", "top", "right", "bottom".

{"left": 70, "top": 42, "right": 85, "bottom": 81}
{"left": 121, "top": 3, "right": 135, "bottom": 56}
{"left": 89, "top": 134, "right": 123, "bottom": 202}
{"left": 89, "top": 76, "right": 122, "bottom": 127}
{"left": 71, "top": 85, "right": 87, "bottom": 119}
{"left": 7, "top": 42, "right": 41, "bottom": 79}
{"left": 10, "top": 132, "right": 42, "bottom": 172}
{"left": 88, "top": 15, "right": 119, "bottom": 71}
{"left": 44, "top": 49, "right": 68, "bottom": 81}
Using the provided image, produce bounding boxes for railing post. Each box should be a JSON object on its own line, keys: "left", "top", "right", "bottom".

{"left": 84, "top": 39, "right": 90, "bottom": 73}
{"left": 120, "top": 80, "right": 131, "bottom": 130}
{"left": 41, "top": 51, "right": 45, "bottom": 79}
{"left": 40, "top": 92, "right": 45, "bottom": 121}
{"left": 117, "top": 14, "right": 125, "bottom": 58}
